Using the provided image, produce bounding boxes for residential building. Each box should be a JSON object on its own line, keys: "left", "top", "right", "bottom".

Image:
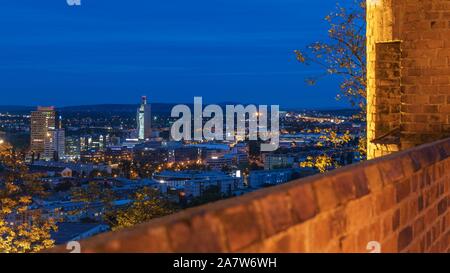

{"left": 263, "top": 154, "right": 294, "bottom": 170}
{"left": 248, "top": 169, "right": 294, "bottom": 188}
{"left": 153, "top": 170, "right": 244, "bottom": 198}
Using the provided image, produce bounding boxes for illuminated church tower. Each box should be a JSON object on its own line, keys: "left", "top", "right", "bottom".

{"left": 137, "top": 96, "right": 152, "bottom": 141}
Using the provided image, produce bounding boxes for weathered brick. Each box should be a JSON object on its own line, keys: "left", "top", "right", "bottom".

{"left": 84, "top": 225, "right": 172, "bottom": 253}
{"left": 189, "top": 213, "right": 228, "bottom": 252}
{"left": 165, "top": 214, "right": 226, "bottom": 252}
{"left": 340, "top": 234, "right": 358, "bottom": 253}
{"left": 399, "top": 200, "right": 416, "bottom": 228}
{"left": 332, "top": 168, "right": 369, "bottom": 205}
{"left": 398, "top": 226, "right": 413, "bottom": 251}
{"left": 308, "top": 216, "right": 333, "bottom": 252}
{"left": 288, "top": 183, "right": 318, "bottom": 222}
{"left": 364, "top": 163, "right": 384, "bottom": 192}
{"left": 438, "top": 197, "right": 448, "bottom": 215}
{"left": 308, "top": 208, "right": 346, "bottom": 252}
{"left": 166, "top": 220, "right": 192, "bottom": 252}
{"left": 413, "top": 216, "right": 425, "bottom": 237}
{"left": 219, "top": 204, "right": 263, "bottom": 251}
{"left": 378, "top": 158, "right": 405, "bottom": 184}
{"left": 258, "top": 225, "right": 307, "bottom": 253}
{"left": 410, "top": 146, "right": 441, "bottom": 169}
{"left": 396, "top": 179, "right": 411, "bottom": 202}
{"left": 393, "top": 209, "right": 401, "bottom": 232}
{"left": 418, "top": 195, "right": 424, "bottom": 211}
{"left": 312, "top": 177, "right": 339, "bottom": 212}
{"left": 256, "top": 192, "right": 294, "bottom": 236}
{"left": 374, "top": 185, "right": 396, "bottom": 215}
{"left": 382, "top": 234, "right": 398, "bottom": 253}
{"left": 345, "top": 197, "right": 373, "bottom": 232}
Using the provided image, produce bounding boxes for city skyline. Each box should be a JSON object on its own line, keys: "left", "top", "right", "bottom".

{"left": 0, "top": 0, "right": 350, "bottom": 108}
{"left": 3, "top": 0, "right": 450, "bottom": 256}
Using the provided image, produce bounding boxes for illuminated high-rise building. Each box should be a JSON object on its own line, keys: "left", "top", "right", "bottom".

{"left": 137, "top": 96, "right": 152, "bottom": 141}
{"left": 30, "top": 106, "right": 56, "bottom": 159}
{"left": 30, "top": 106, "right": 65, "bottom": 161}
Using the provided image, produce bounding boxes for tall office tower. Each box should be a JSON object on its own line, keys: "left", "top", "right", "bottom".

{"left": 137, "top": 96, "right": 152, "bottom": 141}
{"left": 30, "top": 106, "right": 56, "bottom": 159}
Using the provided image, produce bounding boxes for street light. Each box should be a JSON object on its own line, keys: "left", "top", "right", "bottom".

{"left": 0, "top": 139, "right": 4, "bottom": 145}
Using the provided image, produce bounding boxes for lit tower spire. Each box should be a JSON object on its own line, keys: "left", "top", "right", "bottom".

{"left": 137, "top": 96, "right": 152, "bottom": 141}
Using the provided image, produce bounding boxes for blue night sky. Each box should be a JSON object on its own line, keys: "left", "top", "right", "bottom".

{"left": 0, "top": 0, "right": 350, "bottom": 109}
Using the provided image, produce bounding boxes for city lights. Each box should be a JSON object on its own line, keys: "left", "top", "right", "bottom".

{"left": 0, "top": 0, "right": 405, "bottom": 257}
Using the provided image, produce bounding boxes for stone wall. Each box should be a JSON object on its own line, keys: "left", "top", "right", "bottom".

{"left": 49, "top": 138, "right": 450, "bottom": 253}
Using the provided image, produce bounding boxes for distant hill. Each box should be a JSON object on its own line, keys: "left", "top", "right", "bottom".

{"left": 59, "top": 103, "right": 191, "bottom": 115}
{"left": 0, "top": 105, "right": 34, "bottom": 114}
{"left": 0, "top": 102, "right": 250, "bottom": 115}
{"left": 0, "top": 104, "right": 359, "bottom": 116}
{"left": 0, "top": 104, "right": 182, "bottom": 115}
{"left": 60, "top": 104, "right": 138, "bottom": 112}
{"left": 308, "top": 108, "right": 360, "bottom": 117}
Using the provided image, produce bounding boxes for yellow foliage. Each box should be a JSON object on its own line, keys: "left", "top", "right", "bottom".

{"left": 112, "top": 187, "right": 176, "bottom": 231}
{"left": 300, "top": 130, "right": 354, "bottom": 173}
{"left": 0, "top": 146, "right": 57, "bottom": 253}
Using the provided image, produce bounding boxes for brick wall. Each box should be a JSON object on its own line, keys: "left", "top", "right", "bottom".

{"left": 375, "top": 41, "right": 401, "bottom": 137}
{"left": 367, "top": 0, "right": 396, "bottom": 159}
{"left": 368, "top": 0, "right": 450, "bottom": 159}
{"left": 370, "top": 41, "right": 402, "bottom": 158}
{"left": 48, "top": 138, "right": 450, "bottom": 253}
{"left": 398, "top": 0, "right": 450, "bottom": 150}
